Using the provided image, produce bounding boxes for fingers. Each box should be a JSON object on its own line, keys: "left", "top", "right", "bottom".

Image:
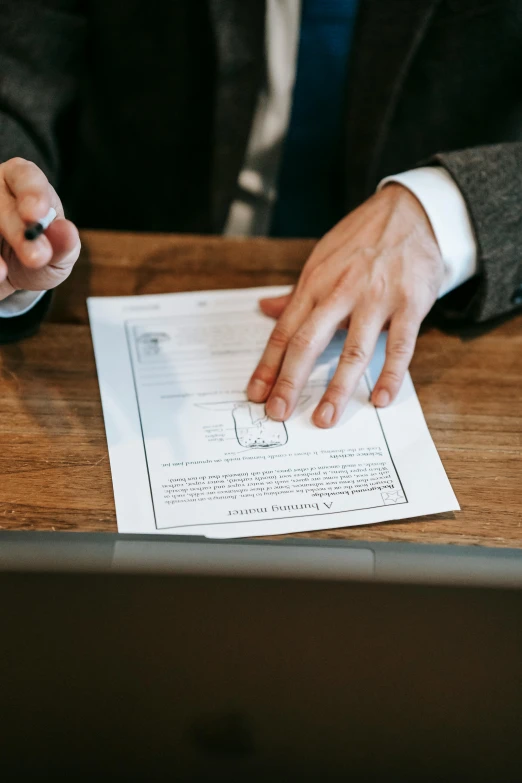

{"left": 259, "top": 292, "right": 293, "bottom": 319}
{"left": 247, "top": 292, "right": 313, "bottom": 403}
{"left": 250, "top": 293, "right": 424, "bottom": 429}
{"left": 4, "top": 158, "right": 53, "bottom": 221}
{"left": 0, "top": 158, "right": 55, "bottom": 269}
{"left": 313, "top": 308, "right": 385, "bottom": 428}
{"left": 0, "top": 158, "right": 80, "bottom": 295}
{"left": 264, "top": 304, "right": 345, "bottom": 421}
{"left": 0, "top": 204, "right": 53, "bottom": 269}
{"left": 0, "top": 217, "right": 81, "bottom": 294}
{"left": 254, "top": 303, "right": 421, "bottom": 429}
{"left": 371, "top": 311, "right": 420, "bottom": 407}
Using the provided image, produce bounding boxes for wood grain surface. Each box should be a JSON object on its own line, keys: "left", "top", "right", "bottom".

{"left": 1, "top": 230, "right": 522, "bottom": 548}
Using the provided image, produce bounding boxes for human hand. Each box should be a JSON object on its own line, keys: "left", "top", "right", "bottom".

{"left": 0, "top": 157, "right": 80, "bottom": 301}
{"left": 247, "top": 184, "right": 445, "bottom": 428}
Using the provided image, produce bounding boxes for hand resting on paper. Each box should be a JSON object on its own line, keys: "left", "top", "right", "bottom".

{"left": 247, "top": 183, "right": 445, "bottom": 428}
{"left": 0, "top": 158, "right": 80, "bottom": 301}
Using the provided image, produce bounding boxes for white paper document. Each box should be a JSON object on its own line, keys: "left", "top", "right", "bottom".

{"left": 88, "top": 286, "right": 459, "bottom": 538}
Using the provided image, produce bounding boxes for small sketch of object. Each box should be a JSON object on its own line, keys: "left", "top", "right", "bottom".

{"left": 197, "top": 401, "right": 287, "bottom": 448}
{"left": 381, "top": 490, "right": 406, "bottom": 505}
{"left": 197, "top": 397, "right": 310, "bottom": 450}
{"left": 136, "top": 332, "right": 171, "bottom": 360}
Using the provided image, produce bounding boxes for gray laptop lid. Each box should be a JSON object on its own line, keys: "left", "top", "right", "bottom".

{"left": 0, "top": 533, "right": 520, "bottom": 781}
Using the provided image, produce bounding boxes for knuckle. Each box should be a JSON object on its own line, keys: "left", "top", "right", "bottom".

{"left": 358, "top": 246, "right": 378, "bottom": 262}
{"left": 275, "top": 376, "right": 298, "bottom": 395}
{"left": 399, "top": 301, "right": 419, "bottom": 320}
{"left": 330, "top": 273, "right": 353, "bottom": 301}
{"left": 397, "top": 303, "right": 423, "bottom": 325}
{"left": 379, "top": 368, "right": 403, "bottom": 386}
{"left": 269, "top": 325, "right": 291, "bottom": 350}
{"left": 339, "top": 343, "right": 367, "bottom": 365}
{"left": 305, "top": 266, "right": 324, "bottom": 295}
{"left": 397, "top": 289, "right": 417, "bottom": 311}
{"left": 288, "top": 288, "right": 311, "bottom": 314}
{"left": 325, "top": 382, "right": 348, "bottom": 400}
{"left": 388, "top": 337, "right": 414, "bottom": 358}
{"left": 289, "top": 330, "right": 315, "bottom": 352}
{"left": 299, "top": 269, "right": 312, "bottom": 288}
{"left": 7, "top": 156, "right": 28, "bottom": 169}
{"left": 251, "top": 364, "right": 276, "bottom": 385}
{"left": 8, "top": 157, "right": 35, "bottom": 178}
{"left": 299, "top": 257, "right": 317, "bottom": 283}
{"left": 368, "top": 273, "right": 387, "bottom": 300}
{"left": 328, "top": 269, "right": 361, "bottom": 305}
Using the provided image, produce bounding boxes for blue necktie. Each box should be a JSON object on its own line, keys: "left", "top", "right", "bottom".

{"left": 270, "top": 0, "right": 359, "bottom": 238}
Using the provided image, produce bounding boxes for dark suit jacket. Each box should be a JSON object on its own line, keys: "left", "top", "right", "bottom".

{"left": 1, "top": 0, "right": 522, "bottom": 343}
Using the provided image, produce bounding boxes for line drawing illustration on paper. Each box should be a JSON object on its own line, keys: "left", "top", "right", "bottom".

{"left": 196, "top": 396, "right": 311, "bottom": 450}
{"left": 196, "top": 401, "right": 288, "bottom": 448}
{"left": 136, "top": 331, "right": 171, "bottom": 361}
{"left": 381, "top": 490, "right": 406, "bottom": 505}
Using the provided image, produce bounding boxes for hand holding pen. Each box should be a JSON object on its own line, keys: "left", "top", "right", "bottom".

{"left": 24, "top": 207, "right": 58, "bottom": 240}
{"left": 0, "top": 157, "right": 81, "bottom": 301}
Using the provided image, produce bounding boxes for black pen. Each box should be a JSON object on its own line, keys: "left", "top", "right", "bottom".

{"left": 24, "top": 207, "right": 57, "bottom": 241}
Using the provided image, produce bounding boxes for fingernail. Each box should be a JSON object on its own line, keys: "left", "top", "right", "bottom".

{"left": 374, "top": 388, "right": 390, "bottom": 407}
{"left": 315, "top": 401, "right": 335, "bottom": 427}
{"left": 267, "top": 396, "right": 286, "bottom": 420}
{"left": 247, "top": 378, "right": 268, "bottom": 400}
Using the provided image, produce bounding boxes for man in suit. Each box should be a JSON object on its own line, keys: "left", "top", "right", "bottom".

{"left": 0, "top": 0, "right": 521, "bottom": 428}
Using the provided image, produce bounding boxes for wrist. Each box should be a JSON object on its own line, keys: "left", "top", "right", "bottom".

{"left": 378, "top": 168, "right": 478, "bottom": 298}
{"left": 379, "top": 182, "right": 442, "bottom": 262}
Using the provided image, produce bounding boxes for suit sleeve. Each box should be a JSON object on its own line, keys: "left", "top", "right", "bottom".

{"left": 433, "top": 143, "right": 522, "bottom": 323}
{"left": 0, "top": 0, "right": 86, "bottom": 178}
{"left": 0, "top": 291, "right": 52, "bottom": 344}
{"left": 0, "top": 0, "right": 85, "bottom": 340}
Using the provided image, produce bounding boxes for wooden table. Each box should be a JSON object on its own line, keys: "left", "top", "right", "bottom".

{"left": 1, "top": 230, "right": 522, "bottom": 548}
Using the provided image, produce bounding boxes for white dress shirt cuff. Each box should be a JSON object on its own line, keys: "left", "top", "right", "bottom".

{"left": 378, "top": 166, "right": 478, "bottom": 299}
{"left": 0, "top": 290, "right": 47, "bottom": 318}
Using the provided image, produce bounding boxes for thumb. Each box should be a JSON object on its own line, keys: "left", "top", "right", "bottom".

{"left": 259, "top": 292, "right": 293, "bottom": 319}
{"left": 45, "top": 218, "right": 81, "bottom": 269}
